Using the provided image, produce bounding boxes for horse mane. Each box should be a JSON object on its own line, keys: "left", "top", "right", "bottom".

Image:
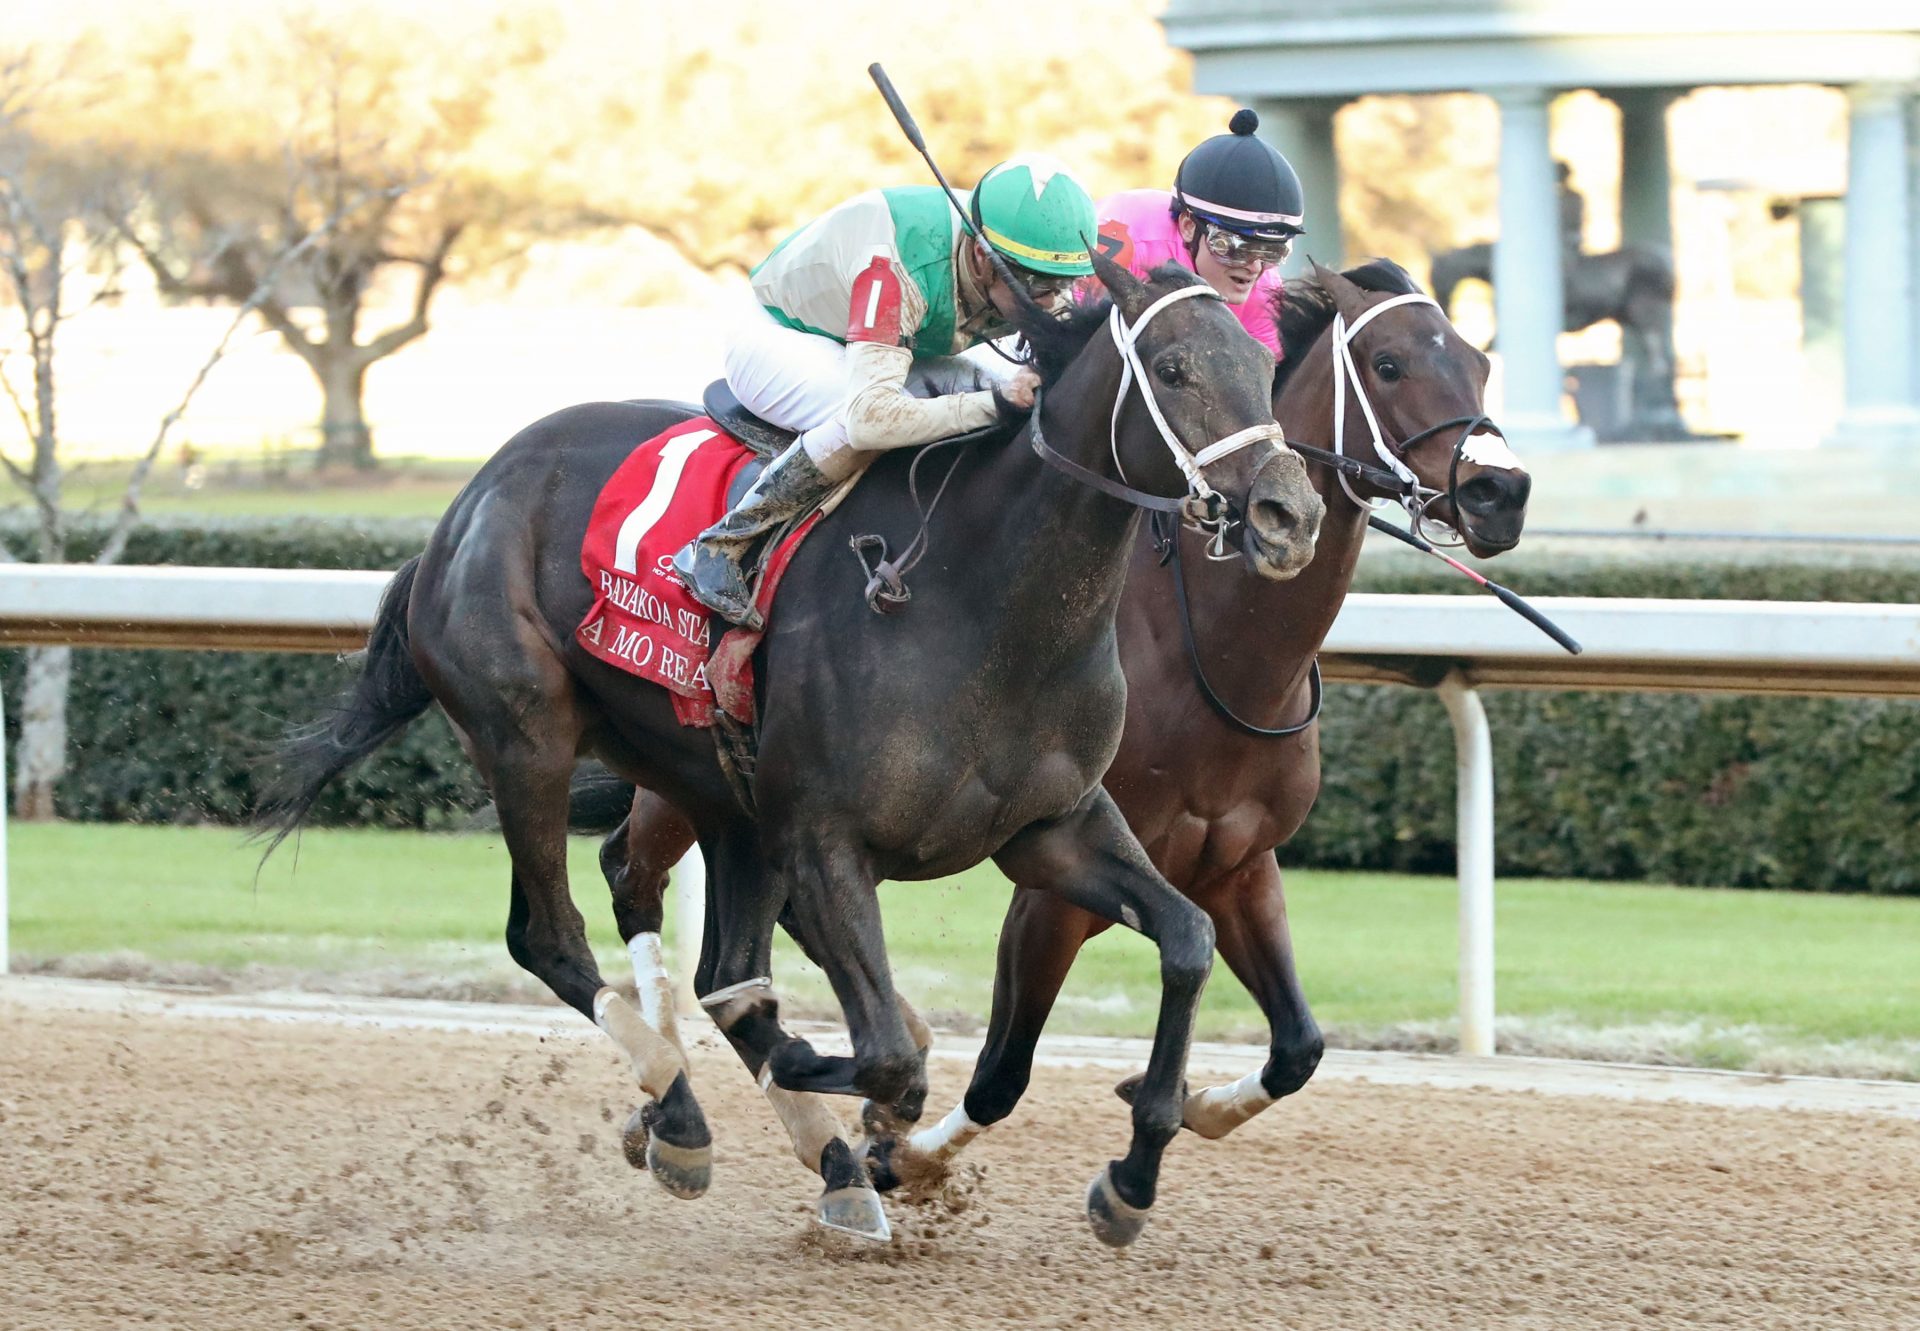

{"left": 1017, "top": 293, "right": 1113, "bottom": 388}
{"left": 1016, "top": 262, "right": 1210, "bottom": 387}
{"left": 1272, "top": 258, "right": 1424, "bottom": 395}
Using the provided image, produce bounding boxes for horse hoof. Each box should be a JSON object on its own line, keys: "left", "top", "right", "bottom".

{"left": 646, "top": 1133, "right": 713, "bottom": 1201}
{"left": 816, "top": 1185, "right": 892, "bottom": 1243}
{"left": 859, "top": 1135, "right": 903, "bottom": 1194}
{"left": 620, "top": 1104, "right": 651, "bottom": 1171}
{"left": 623, "top": 1101, "right": 711, "bottom": 1199}
{"left": 1085, "top": 1165, "right": 1152, "bottom": 1249}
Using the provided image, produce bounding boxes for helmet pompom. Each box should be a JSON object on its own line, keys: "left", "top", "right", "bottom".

{"left": 1229, "top": 107, "right": 1259, "bottom": 136}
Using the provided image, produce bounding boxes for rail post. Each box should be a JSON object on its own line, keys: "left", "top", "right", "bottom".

{"left": 672, "top": 848, "right": 703, "bottom": 1016}
{"left": 1436, "top": 670, "right": 1495, "bottom": 1055}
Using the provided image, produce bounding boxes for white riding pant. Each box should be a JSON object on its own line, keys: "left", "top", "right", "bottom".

{"left": 723, "top": 306, "right": 854, "bottom": 475}
{"left": 722, "top": 306, "right": 1021, "bottom": 482}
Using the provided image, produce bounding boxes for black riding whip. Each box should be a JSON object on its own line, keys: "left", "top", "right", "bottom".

{"left": 866, "top": 62, "right": 1052, "bottom": 335}
{"left": 1367, "top": 515, "right": 1583, "bottom": 655}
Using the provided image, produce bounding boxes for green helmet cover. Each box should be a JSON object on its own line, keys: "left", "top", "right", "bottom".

{"left": 970, "top": 156, "right": 1097, "bottom": 277}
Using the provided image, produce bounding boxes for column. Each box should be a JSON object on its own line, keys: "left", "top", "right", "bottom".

{"left": 1616, "top": 88, "right": 1679, "bottom": 260}
{"left": 1250, "top": 97, "right": 1342, "bottom": 276}
{"left": 1491, "top": 86, "right": 1590, "bottom": 450}
{"left": 1612, "top": 87, "right": 1685, "bottom": 433}
{"left": 1830, "top": 82, "right": 1920, "bottom": 447}
{"left": 1909, "top": 92, "right": 1920, "bottom": 418}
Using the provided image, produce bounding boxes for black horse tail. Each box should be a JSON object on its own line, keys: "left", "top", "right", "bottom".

{"left": 257, "top": 557, "right": 434, "bottom": 857}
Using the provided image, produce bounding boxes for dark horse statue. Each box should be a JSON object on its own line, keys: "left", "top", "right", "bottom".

{"left": 1429, "top": 240, "right": 1687, "bottom": 438}
{"left": 263, "top": 256, "right": 1324, "bottom": 1248}
{"left": 592, "top": 259, "right": 1531, "bottom": 1183}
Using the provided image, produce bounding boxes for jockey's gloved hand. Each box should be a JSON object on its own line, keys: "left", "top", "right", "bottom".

{"left": 992, "top": 367, "right": 1042, "bottom": 419}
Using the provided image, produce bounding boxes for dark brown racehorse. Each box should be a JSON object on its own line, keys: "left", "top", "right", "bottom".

{"left": 262, "top": 257, "right": 1323, "bottom": 1247}
{"left": 593, "top": 259, "right": 1530, "bottom": 1180}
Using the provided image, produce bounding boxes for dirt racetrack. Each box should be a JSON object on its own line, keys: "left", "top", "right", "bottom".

{"left": 4, "top": 999, "right": 1918, "bottom": 1331}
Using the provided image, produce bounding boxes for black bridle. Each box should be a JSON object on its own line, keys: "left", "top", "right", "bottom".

{"left": 1286, "top": 411, "right": 1501, "bottom": 546}
{"left": 1150, "top": 509, "right": 1322, "bottom": 738}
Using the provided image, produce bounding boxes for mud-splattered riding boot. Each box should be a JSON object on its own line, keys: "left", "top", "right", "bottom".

{"left": 671, "top": 442, "right": 837, "bottom": 632}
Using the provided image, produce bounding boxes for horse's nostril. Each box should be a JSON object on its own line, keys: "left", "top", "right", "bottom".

{"left": 1458, "top": 471, "right": 1530, "bottom": 516}
{"left": 1252, "top": 498, "right": 1297, "bottom": 538}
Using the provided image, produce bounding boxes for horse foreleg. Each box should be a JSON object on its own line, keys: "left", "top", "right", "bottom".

{"left": 1173, "top": 850, "right": 1323, "bottom": 1139}
{"left": 993, "top": 790, "right": 1215, "bottom": 1249}
{"left": 877, "top": 887, "right": 1098, "bottom": 1193}
{"left": 767, "top": 850, "right": 925, "bottom": 1122}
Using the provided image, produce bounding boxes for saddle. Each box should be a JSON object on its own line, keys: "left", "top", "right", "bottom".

{"left": 702, "top": 381, "right": 794, "bottom": 460}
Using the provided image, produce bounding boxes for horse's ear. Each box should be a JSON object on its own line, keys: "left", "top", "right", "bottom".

{"left": 1312, "top": 261, "right": 1365, "bottom": 316}
{"left": 1090, "top": 245, "right": 1151, "bottom": 320}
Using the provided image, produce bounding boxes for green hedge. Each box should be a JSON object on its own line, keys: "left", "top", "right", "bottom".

{"left": 2, "top": 515, "right": 486, "bottom": 832}
{"left": 7, "top": 518, "right": 1920, "bottom": 892}
{"left": 1306, "top": 543, "right": 1920, "bottom": 893}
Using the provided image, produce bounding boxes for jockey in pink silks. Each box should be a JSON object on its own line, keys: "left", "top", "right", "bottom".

{"left": 1092, "top": 108, "right": 1306, "bottom": 361}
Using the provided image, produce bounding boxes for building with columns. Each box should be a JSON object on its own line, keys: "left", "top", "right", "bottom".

{"left": 1159, "top": 1, "right": 1920, "bottom": 452}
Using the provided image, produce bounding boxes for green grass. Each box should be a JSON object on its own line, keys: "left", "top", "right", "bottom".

{"left": 10, "top": 823, "right": 1920, "bottom": 1076}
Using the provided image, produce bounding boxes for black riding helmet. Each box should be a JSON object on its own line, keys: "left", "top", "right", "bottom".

{"left": 1171, "top": 108, "right": 1305, "bottom": 241}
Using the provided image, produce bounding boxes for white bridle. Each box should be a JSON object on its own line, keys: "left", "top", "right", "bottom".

{"left": 1107, "top": 284, "right": 1288, "bottom": 511}
{"left": 1328, "top": 291, "right": 1446, "bottom": 519}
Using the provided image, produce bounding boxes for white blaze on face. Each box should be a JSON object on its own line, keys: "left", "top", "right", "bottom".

{"left": 1460, "top": 431, "right": 1523, "bottom": 472}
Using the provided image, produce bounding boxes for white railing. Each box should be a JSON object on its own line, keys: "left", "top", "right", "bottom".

{"left": 4, "top": 564, "right": 1919, "bottom": 1054}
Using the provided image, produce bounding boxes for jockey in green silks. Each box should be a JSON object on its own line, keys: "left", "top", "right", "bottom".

{"left": 673, "top": 155, "right": 1098, "bottom": 631}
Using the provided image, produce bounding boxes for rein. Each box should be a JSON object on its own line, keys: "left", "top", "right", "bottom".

{"left": 1151, "top": 511, "right": 1323, "bottom": 739}
{"left": 849, "top": 421, "right": 999, "bottom": 613}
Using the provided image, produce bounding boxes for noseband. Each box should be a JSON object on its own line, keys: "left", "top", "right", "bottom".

{"left": 1289, "top": 290, "right": 1508, "bottom": 547}
{"left": 1030, "top": 283, "right": 1290, "bottom": 557}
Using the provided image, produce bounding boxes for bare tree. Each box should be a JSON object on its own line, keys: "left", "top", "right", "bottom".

{"left": 110, "top": 13, "right": 589, "bottom": 469}
{"left": 0, "top": 47, "right": 338, "bottom": 818}
{"left": 0, "top": 47, "right": 123, "bottom": 818}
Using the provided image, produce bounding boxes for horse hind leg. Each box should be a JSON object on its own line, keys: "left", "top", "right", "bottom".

{"left": 597, "top": 788, "right": 699, "bottom": 1174}
{"left": 601, "top": 794, "right": 896, "bottom": 1237}
{"left": 441, "top": 654, "right": 711, "bottom": 1201}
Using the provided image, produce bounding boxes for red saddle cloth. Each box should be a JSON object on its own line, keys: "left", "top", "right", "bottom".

{"left": 576, "top": 415, "right": 818, "bottom": 727}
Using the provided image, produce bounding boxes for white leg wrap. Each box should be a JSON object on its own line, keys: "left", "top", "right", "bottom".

{"left": 593, "top": 987, "right": 687, "bottom": 1101}
{"left": 906, "top": 1101, "right": 989, "bottom": 1161}
{"left": 1182, "top": 1068, "right": 1278, "bottom": 1140}
{"left": 626, "top": 932, "right": 683, "bottom": 1053}
{"left": 756, "top": 1064, "right": 850, "bottom": 1171}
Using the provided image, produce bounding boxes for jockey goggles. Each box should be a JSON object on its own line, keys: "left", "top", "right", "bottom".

{"left": 1008, "top": 262, "right": 1079, "bottom": 305}
{"left": 1201, "top": 222, "right": 1294, "bottom": 269}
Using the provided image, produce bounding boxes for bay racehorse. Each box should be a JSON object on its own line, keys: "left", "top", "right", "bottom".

{"left": 591, "top": 259, "right": 1530, "bottom": 1184}
{"left": 262, "top": 256, "right": 1324, "bottom": 1246}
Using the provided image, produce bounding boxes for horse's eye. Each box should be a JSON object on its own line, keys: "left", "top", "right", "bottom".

{"left": 1373, "top": 355, "right": 1403, "bottom": 382}
{"left": 1155, "top": 359, "right": 1186, "bottom": 387}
